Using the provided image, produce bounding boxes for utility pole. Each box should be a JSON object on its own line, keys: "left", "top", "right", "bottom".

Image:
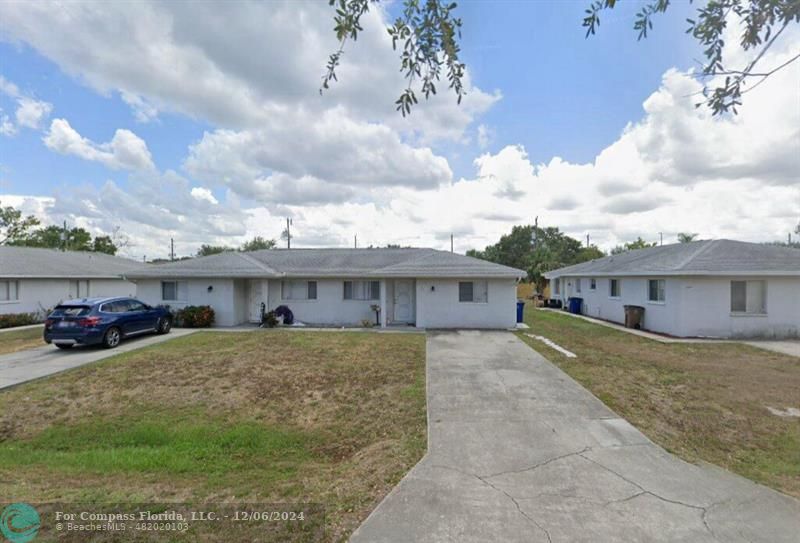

{"left": 450, "top": 233, "right": 454, "bottom": 253}
{"left": 286, "top": 218, "right": 292, "bottom": 249}
{"left": 659, "top": 232, "right": 663, "bottom": 246}
{"left": 61, "top": 220, "right": 68, "bottom": 251}
{"left": 586, "top": 233, "right": 590, "bottom": 247}
{"left": 354, "top": 234, "right": 357, "bottom": 248}
{"left": 170, "top": 238, "right": 175, "bottom": 261}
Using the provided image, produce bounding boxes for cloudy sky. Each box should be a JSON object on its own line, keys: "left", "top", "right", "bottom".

{"left": 0, "top": 0, "right": 797, "bottom": 260}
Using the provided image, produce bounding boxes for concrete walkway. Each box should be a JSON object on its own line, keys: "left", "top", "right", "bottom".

{"left": 0, "top": 329, "right": 196, "bottom": 390}
{"left": 351, "top": 331, "right": 800, "bottom": 542}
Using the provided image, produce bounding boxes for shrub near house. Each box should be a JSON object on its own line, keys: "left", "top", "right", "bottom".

{"left": 0, "top": 312, "right": 40, "bottom": 329}
{"left": 173, "top": 306, "right": 215, "bottom": 328}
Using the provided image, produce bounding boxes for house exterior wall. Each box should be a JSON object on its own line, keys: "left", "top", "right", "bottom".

{"left": 550, "top": 274, "right": 800, "bottom": 338}
{"left": 678, "top": 276, "right": 800, "bottom": 338}
{"left": 0, "top": 278, "right": 136, "bottom": 316}
{"left": 557, "top": 276, "right": 684, "bottom": 335}
{"left": 266, "top": 278, "right": 379, "bottom": 325}
{"left": 134, "top": 276, "right": 520, "bottom": 329}
{"left": 415, "top": 278, "right": 517, "bottom": 329}
{"left": 134, "top": 278, "right": 240, "bottom": 326}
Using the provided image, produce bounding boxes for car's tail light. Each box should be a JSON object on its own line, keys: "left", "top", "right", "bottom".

{"left": 45, "top": 318, "right": 54, "bottom": 327}
{"left": 78, "top": 316, "right": 102, "bottom": 327}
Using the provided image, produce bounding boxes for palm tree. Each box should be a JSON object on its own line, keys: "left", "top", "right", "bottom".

{"left": 677, "top": 233, "right": 698, "bottom": 243}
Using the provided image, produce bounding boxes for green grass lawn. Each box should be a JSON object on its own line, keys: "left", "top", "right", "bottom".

{"left": 0, "top": 330, "right": 427, "bottom": 541}
{"left": 0, "top": 325, "right": 44, "bottom": 355}
{"left": 519, "top": 308, "right": 800, "bottom": 498}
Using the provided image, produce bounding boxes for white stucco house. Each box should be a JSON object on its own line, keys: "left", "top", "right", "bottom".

{"left": 0, "top": 246, "right": 141, "bottom": 316}
{"left": 544, "top": 239, "right": 800, "bottom": 339}
{"left": 125, "top": 248, "right": 525, "bottom": 328}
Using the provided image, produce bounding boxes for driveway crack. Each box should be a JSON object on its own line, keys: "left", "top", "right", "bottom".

{"left": 431, "top": 464, "right": 553, "bottom": 543}
{"left": 579, "top": 453, "right": 724, "bottom": 542}
{"left": 482, "top": 447, "right": 591, "bottom": 479}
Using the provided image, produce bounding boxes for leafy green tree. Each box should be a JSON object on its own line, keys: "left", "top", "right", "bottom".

{"left": 196, "top": 244, "right": 234, "bottom": 257}
{"left": 468, "top": 225, "right": 605, "bottom": 291}
{"left": 677, "top": 232, "right": 698, "bottom": 243}
{"left": 0, "top": 200, "right": 40, "bottom": 244}
{"left": 14, "top": 225, "right": 93, "bottom": 251}
{"left": 92, "top": 235, "right": 118, "bottom": 255}
{"left": 324, "top": 0, "right": 799, "bottom": 116}
{"left": 240, "top": 236, "right": 276, "bottom": 252}
{"left": 611, "top": 237, "right": 658, "bottom": 254}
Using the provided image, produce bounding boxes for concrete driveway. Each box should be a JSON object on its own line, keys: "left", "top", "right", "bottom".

{"left": 0, "top": 329, "right": 196, "bottom": 390}
{"left": 745, "top": 340, "right": 800, "bottom": 358}
{"left": 351, "top": 331, "right": 800, "bottom": 542}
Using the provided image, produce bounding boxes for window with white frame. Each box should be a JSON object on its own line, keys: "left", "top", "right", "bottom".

{"left": 0, "top": 280, "right": 19, "bottom": 302}
{"left": 161, "top": 280, "right": 188, "bottom": 301}
{"left": 281, "top": 280, "right": 317, "bottom": 300}
{"left": 554, "top": 278, "right": 560, "bottom": 295}
{"left": 590, "top": 278, "right": 596, "bottom": 290}
{"left": 575, "top": 278, "right": 582, "bottom": 293}
{"left": 648, "top": 279, "right": 666, "bottom": 303}
{"left": 69, "top": 279, "right": 90, "bottom": 298}
{"left": 609, "top": 279, "right": 621, "bottom": 298}
{"left": 730, "top": 280, "right": 766, "bottom": 314}
{"left": 343, "top": 280, "right": 380, "bottom": 300}
{"left": 459, "top": 281, "right": 488, "bottom": 303}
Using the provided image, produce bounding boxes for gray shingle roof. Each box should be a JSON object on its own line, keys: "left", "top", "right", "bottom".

{"left": 125, "top": 248, "right": 525, "bottom": 279}
{"left": 0, "top": 246, "right": 146, "bottom": 278}
{"left": 544, "top": 240, "right": 800, "bottom": 278}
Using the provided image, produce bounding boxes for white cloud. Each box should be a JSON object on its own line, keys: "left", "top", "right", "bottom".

{"left": 0, "top": 112, "right": 15, "bottom": 136}
{"left": 184, "top": 107, "right": 453, "bottom": 204}
{"left": 0, "top": 75, "right": 52, "bottom": 134}
{"left": 43, "top": 118, "right": 155, "bottom": 171}
{"left": 15, "top": 97, "right": 52, "bottom": 129}
{"left": 190, "top": 187, "right": 218, "bottom": 204}
{"left": 0, "top": 1, "right": 497, "bottom": 140}
{"left": 120, "top": 91, "right": 159, "bottom": 123}
{"left": 477, "top": 124, "right": 493, "bottom": 149}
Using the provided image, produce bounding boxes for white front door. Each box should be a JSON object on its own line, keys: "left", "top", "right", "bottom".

{"left": 248, "top": 280, "right": 268, "bottom": 322}
{"left": 393, "top": 280, "right": 413, "bottom": 322}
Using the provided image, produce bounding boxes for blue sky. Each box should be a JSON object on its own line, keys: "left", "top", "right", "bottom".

{"left": 0, "top": 1, "right": 797, "bottom": 258}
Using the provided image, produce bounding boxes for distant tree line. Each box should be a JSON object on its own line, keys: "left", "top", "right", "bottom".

{"left": 195, "top": 236, "right": 277, "bottom": 257}
{"left": 0, "top": 200, "right": 118, "bottom": 254}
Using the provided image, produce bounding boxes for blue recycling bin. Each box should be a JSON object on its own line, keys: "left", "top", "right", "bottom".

{"left": 516, "top": 301, "right": 525, "bottom": 323}
{"left": 568, "top": 297, "right": 583, "bottom": 315}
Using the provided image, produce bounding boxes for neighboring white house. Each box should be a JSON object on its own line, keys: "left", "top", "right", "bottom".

{"left": 544, "top": 240, "right": 800, "bottom": 339}
{"left": 125, "top": 248, "right": 525, "bottom": 328}
{"left": 0, "top": 246, "right": 142, "bottom": 316}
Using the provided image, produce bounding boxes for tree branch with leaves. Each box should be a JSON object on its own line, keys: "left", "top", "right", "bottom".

{"left": 583, "top": 0, "right": 800, "bottom": 115}
{"left": 323, "top": 0, "right": 798, "bottom": 117}
{"left": 321, "top": 0, "right": 466, "bottom": 116}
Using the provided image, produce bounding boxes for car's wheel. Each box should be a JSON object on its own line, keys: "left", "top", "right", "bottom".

{"left": 55, "top": 343, "right": 73, "bottom": 350}
{"left": 102, "top": 327, "right": 122, "bottom": 349}
{"left": 156, "top": 316, "right": 172, "bottom": 334}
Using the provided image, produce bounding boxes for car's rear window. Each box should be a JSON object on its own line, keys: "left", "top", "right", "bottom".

{"left": 51, "top": 305, "right": 92, "bottom": 317}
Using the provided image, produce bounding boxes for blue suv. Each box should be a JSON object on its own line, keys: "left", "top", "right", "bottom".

{"left": 44, "top": 297, "right": 172, "bottom": 349}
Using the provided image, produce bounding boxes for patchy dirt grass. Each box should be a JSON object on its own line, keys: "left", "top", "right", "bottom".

{"left": 0, "top": 325, "right": 44, "bottom": 355}
{"left": 0, "top": 330, "right": 427, "bottom": 541}
{"left": 519, "top": 308, "right": 800, "bottom": 498}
